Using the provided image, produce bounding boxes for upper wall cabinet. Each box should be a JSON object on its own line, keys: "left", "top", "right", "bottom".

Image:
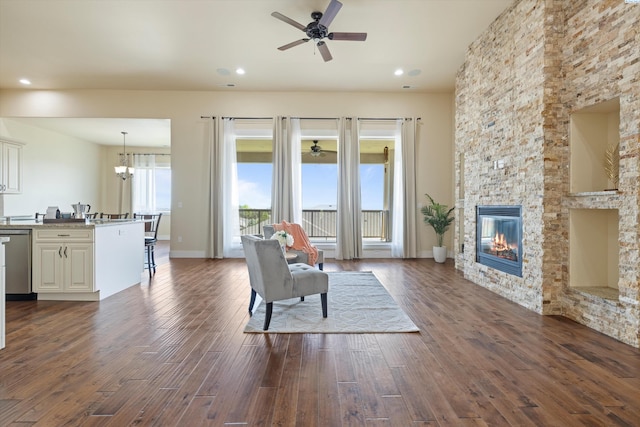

{"left": 569, "top": 98, "right": 620, "bottom": 193}
{"left": 0, "top": 137, "right": 25, "bottom": 194}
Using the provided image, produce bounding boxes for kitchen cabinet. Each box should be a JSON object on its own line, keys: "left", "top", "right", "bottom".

{"left": 24, "top": 220, "right": 145, "bottom": 301}
{"left": 0, "top": 137, "right": 24, "bottom": 194}
{"left": 33, "top": 229, "right": 94, "bottom": 293}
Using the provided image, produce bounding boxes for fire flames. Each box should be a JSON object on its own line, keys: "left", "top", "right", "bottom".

{"left": 492, "top": 232, "right": 510, "bottom": 252}
{"left": 490, "top": 232, "right": 518, "bottom": 261}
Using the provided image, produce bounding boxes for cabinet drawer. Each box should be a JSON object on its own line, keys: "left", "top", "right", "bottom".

{"left": 34, "top": 228, "right": 94, "bottom": 242}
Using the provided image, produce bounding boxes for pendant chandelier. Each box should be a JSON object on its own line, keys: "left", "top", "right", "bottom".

{"left": 114, "top": 131, "right": 134, "bottom": 180}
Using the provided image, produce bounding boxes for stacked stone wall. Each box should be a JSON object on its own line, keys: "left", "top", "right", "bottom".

{"left": 455, "top": 0, "right": 640, "bottom": 347}
{"left": 455, "top": 0, "right": 548, "bottom": 313}
{"left": 559, "top": 0, "right": 639, "bottom": 347}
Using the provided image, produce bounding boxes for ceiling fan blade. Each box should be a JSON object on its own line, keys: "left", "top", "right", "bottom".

{"left": 277, "top": 39, "right": 310, "bottom": 51}
{"left": 271, "top": 11, "right": 307, "bottom": 31}
{"left": 319, "top": 0, "right": 343, "bottom": 28}
{"left": 329, "top": 32, "right": 367, "bottom": 41}
{"left": 317, "top": 41, "right": 333, "bottom": 62}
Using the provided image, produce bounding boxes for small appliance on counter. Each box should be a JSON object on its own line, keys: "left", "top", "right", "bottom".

{"left": 71, "top": 202, "right": 91, "bottom": 219}
{"left": 45, "top": 206, "right": 60, "bottom": 219}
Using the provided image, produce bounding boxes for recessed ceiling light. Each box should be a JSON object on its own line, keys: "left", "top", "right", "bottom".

{"left": 394, "top": 69, "right": 404, "bottom": 76}
{"left": 19, "top": 78, "right": 31, "bottom": 85}
{"left": 236, "top": 68, "right": 245, "bottom": 75}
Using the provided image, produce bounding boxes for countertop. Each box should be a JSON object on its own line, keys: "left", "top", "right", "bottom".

{"left": 0, "top": 218, "right": 141, "bottom": 229}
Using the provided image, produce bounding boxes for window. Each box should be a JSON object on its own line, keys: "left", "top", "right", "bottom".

{"left": 133, "top": 154, "right": 171, "bottom": 213}
{"left": 301, "top": 139, "right": 338, "bottom": 241}
{"left": 360, "top": 139, "right": 392, "bottom": 241}
{"left": 236, "top": 138, "right": 273, "bottom": 235}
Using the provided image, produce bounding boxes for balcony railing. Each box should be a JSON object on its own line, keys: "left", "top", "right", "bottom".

{"left": 239, "top": 209, "right": 389, "bottom": 240}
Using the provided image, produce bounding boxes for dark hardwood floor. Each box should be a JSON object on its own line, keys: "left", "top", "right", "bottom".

{"left": 1, "top": 256, "right": 639, "bottom": 426}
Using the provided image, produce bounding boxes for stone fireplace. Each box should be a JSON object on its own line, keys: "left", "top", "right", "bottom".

{"left": 476, "top": 206, "right": 522, "bottom": 277}
{"left": 454, "top": 0, "right": 640, "bottom": 347}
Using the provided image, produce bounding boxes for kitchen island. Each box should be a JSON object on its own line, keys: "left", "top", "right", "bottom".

{"left": 0, "top": 219, "right": 145, "bottom": 301}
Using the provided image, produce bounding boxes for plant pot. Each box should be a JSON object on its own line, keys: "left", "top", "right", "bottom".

{"left": 433, "top": 246, "right": 447, "bottom": 263}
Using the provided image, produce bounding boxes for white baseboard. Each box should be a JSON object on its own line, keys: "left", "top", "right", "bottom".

{"left": 169, "top": 250, "right": 206, "bottom": 258}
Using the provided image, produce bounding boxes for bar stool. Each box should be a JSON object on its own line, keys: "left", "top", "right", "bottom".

{"left": 134, "top": 213, "right": 162, "bottom": 278}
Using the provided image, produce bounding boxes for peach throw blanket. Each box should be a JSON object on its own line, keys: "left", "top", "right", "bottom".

{"left": 274, "top": 221, "right": 319, "bottom": 266}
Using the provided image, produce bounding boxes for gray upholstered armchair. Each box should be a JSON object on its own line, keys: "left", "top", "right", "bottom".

{"left": 263, "top": 224, "right": 324, "bottom": 270}
{"left": 241, "top": 234, "right": 329, "bottom": 330}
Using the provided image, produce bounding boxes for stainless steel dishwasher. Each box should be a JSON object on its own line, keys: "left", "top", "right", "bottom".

{"left": 0, "top": 229, "right": 35, "bottom": 300}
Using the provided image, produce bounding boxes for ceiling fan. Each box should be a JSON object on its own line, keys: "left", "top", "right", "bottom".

{"left": 304, "top": 140, "right": 337, "bottom": 157}
{"left": 271, "top": 0, "right": 367, "bottom": 62}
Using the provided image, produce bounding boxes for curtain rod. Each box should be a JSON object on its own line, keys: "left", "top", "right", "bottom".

{"left": 292, "top": 117, "right": 422, "bottom": 121}
{"left": 221, "top": 116, "right": 272, "bottom": 120}
{"left": 119, "top": 152, "right": 170, "bottom": 156}
{"left": 200, "top": 116, "right": 272, "bottom": 120}
{"left": 202, "top": 115, "right": 422, "bottom": 121}
{"left": 358, "top": 117, "right": 422, "bottom": 121}
{"left": 291, "top": 117, "right": 338, "bottom": 120}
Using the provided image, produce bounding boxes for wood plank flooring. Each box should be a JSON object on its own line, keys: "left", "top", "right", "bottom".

{"left": 1, "top": 256, "right": 639, "bottom": 426}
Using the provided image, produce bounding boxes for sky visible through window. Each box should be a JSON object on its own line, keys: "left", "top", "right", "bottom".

{"left": 155, "top": 169, "right": 172, "bottom": 211}
{"left": 237, "top": 163, "right": 383, "bottom": 210}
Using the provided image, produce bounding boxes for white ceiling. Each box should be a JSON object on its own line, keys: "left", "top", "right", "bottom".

{"left": 0, "top": 0, "right": 514, "bottom": 144}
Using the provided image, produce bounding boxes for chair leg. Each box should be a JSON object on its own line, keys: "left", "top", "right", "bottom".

{"left": 263, "top": 302, "right": 273, "bottom": 330}
{"left": 249, "top": 289, "right": 257, "bottom": 315}
{"left": 321, "top": 293, "right": 328, "bottom": 318}
{"left": 146, "top": 246, "right": 152, "bottom": 279}
{"left": 150, "top": 245, "right": 156, "bottom": 274}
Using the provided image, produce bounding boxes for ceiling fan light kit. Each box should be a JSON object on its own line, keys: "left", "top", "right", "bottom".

{"left": 304, "top": 140, "right": 337, "bottom": 157}
{"left": 272, "top": 0, "right": 367, "bottom": 62}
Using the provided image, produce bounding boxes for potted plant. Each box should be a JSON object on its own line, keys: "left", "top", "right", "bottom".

{"left": 421, "top": 193, "right": 455, "bottom": 263}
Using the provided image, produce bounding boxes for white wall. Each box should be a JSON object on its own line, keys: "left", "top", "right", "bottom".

{"left": 0, "top": 118, "right": 103, "bottom": 217}
{"left": 0, "top": 89, "right": 454, "bottom": 258}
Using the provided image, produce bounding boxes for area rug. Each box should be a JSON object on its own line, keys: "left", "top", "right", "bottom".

{"left": 244, "top": 271, "right": 419, "bottom": 333}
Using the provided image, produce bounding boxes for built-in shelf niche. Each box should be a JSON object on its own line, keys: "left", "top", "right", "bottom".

{"left": 570, "top": 97, "right": 620, "bottom": 193}
{"left": 569, "top": 208, "right": 619, "bottom": 299}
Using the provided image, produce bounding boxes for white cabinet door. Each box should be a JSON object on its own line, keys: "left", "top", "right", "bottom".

{"left": 33, "top": 243, "right": 65, "bottom": 292}
{"left": 34, "top": 242, "right": 95, "bottom": 293}
{"left": 64, "top": 243, "right": 94, "bottom": 292}
{"left": 1, "top": 140, "right": 23, "bottom": 194}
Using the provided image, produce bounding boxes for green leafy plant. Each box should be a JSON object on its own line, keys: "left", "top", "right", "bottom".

{"left": 421, "top": 194, "right": 455, "bottom": 247}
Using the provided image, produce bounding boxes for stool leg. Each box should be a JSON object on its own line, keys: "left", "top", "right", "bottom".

{"left": 150, "top": 244, "right": 156, "bottom": 274}
{"left": 147, "top": 245, "right": 152, "bottom": 279}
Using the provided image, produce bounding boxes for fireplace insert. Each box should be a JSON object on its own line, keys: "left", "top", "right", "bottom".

{"left": 476, "top": 206, "right": 522, "bottom": 277}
